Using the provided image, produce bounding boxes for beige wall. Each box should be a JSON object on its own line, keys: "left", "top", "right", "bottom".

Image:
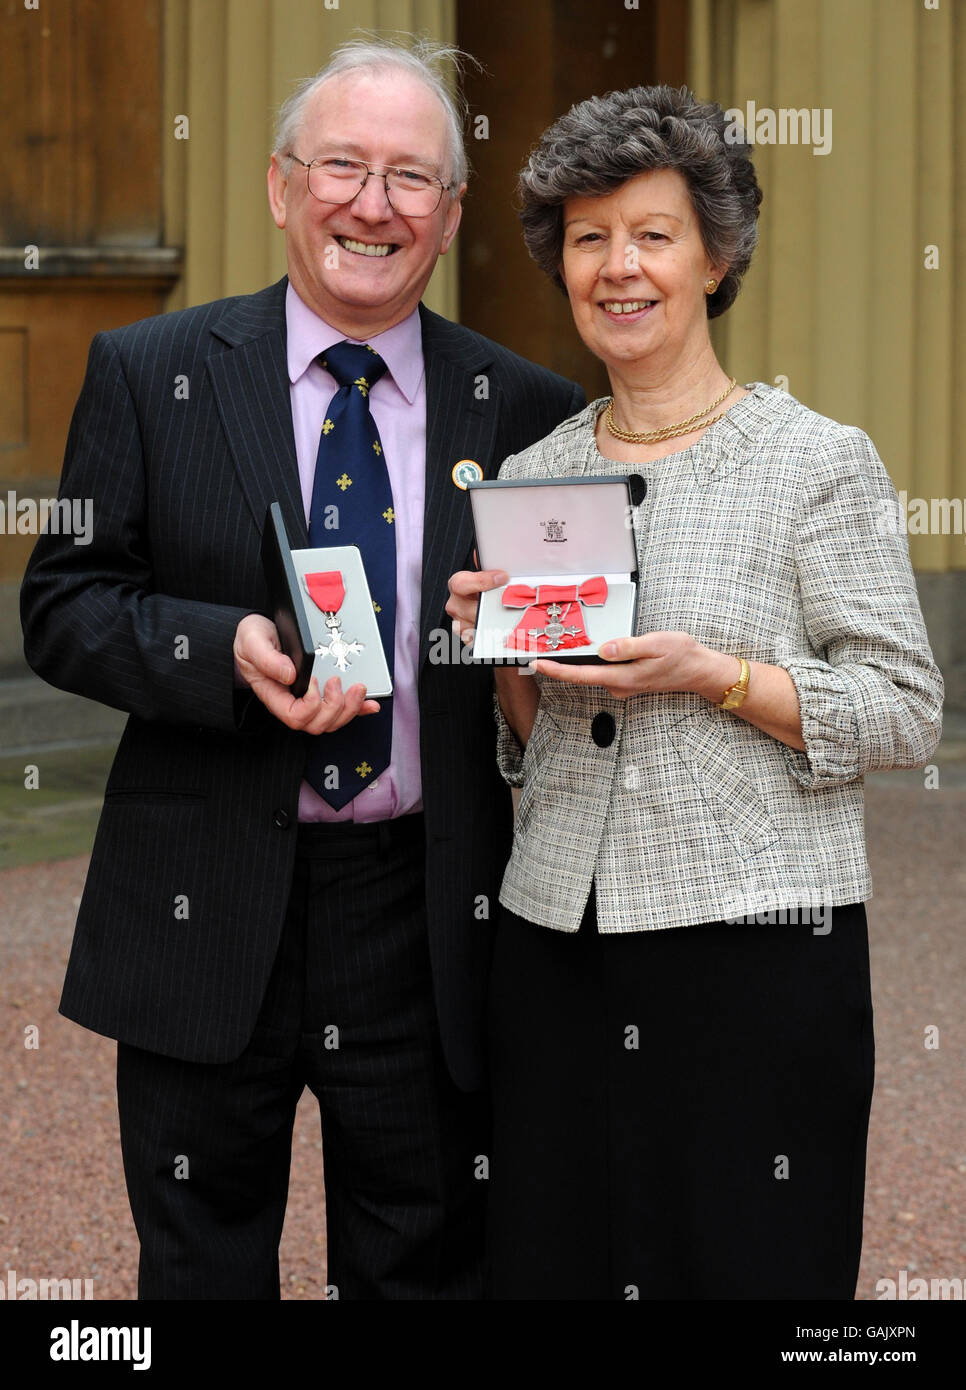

{"left": 690, "top": 0, "right": 965, "bottom": 574}
{"left": 159, "top": 0, "right": 965, "bottom": 577}
{"left": 162, "top": 0, "right": 458, "bottom": 318}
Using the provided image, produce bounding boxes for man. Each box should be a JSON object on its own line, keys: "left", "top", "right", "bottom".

{"left": 20, "top": 37, "right": 583, "bottom": 1299}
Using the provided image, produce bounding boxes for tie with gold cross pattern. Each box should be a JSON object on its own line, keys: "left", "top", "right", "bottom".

{"left": 303, "top": 340, "right": 395, "bottom": 809}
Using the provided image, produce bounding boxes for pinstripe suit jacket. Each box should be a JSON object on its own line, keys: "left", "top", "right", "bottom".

{"left": 20, "top": 276, "right": 584, "bottom": 1088}
{"left": 495, "top": 385, "right": 944, "bottom": 933}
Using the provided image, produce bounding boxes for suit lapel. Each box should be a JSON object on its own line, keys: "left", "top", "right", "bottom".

{"left": 418, "top": 305, "right": 499, "bottom": 662}
{"left": 207, "top": 290, "right": 500, "bottom": 651}
{"left": 207, "top": 277, "right": 308, "bottom": 547}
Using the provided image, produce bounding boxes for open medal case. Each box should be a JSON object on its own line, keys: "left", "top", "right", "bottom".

{"left": 261, "top": 502, "right": 392, "bottom": 699}
{"left": 466, "top": 476, "right": 640, "bottom": 664}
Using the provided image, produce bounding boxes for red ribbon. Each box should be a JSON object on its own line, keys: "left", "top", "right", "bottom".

{"left": 501, "top": 576, "right": 608, "bottom": 653}
{"left": 305, "top": 570, "right": 345, "bottom": 613}
{"left": 502, "top": 577, "right": 608, "bottom": 609}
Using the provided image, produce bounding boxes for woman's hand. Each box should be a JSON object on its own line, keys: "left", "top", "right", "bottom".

{"left": 446, "top": 566, "right": 539, "bottom": 750}
{"left": 445, "top": 568, "right": 510, "bottom": 645}
{"left": 535, "top": 631, "right": 737, "bottom": 701}
{"left": 537, "top": 631, "right": 806, "bottom": 751}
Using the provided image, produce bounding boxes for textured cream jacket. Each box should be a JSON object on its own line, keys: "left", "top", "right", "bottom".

{"left": 495, "top": 384, "right": 944, "bottom": 932}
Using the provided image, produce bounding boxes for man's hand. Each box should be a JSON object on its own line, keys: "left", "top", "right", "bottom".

{"left": 233, "top": 613, "right": 380, "bottom": 733}
{"left": 445, "top": 568, "right": 509, "bottom": 645}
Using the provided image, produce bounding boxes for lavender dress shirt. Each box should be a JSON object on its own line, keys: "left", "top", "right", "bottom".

{"left": 285, "top": 283, "right": 426, "bottom": 822}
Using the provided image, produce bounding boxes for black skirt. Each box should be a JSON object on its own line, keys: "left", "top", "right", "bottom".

{"left": 486, "top": 895, "right": 874, "bottom": 1300}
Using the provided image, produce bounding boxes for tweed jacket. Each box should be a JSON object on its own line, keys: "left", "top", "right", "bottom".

{"left": 495, "top": 383, "right": 944, "bottom": 933}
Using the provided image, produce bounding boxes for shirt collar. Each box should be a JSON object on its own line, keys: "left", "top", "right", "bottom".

{"left": 285, "top": 281, "right": 424, "bottom": 403}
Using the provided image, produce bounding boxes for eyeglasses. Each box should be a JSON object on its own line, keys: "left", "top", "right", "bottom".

{"left": 287, "top": 154, "right": 451, "bottom": 216}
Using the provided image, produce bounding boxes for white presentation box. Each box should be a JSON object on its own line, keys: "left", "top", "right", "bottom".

{"left": 466, "top": 475, "right": 640, "bottom": 664}
{"left": 261, "top": 502, "right": 392, "bottom": 698}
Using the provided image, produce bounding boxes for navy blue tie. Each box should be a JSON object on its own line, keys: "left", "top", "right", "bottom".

{"left": 304, "top": 341, "right": 395, "bottom": 809}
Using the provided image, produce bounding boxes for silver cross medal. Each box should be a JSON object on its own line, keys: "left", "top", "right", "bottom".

{"left": 528, "top": 602, "right": 580, "bottom": 652}
{"left": 314, "top": 611, "right": 365, "bottom": 672}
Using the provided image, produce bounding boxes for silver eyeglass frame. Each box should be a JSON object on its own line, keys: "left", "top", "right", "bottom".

{"left": 285, "top": 153, "right": 453, "bottom": 215}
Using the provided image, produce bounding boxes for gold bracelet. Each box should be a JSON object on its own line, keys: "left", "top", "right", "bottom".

{"left": 717, "top": 657, "right": 750, "bottom": 710}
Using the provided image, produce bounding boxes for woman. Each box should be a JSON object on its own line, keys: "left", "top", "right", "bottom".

{"left": 447, "top": 85, "right": 943, "bottom": 1300}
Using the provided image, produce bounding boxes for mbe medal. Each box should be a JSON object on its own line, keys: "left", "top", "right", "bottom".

{"left": 502, "top": 578, "right": 609, "bottom": 654}
{"left": 261, "top": 506, "right": 392, "bottom": 697}
{"left": 303, "top": 571, "right": 365, "bottom": 672}
{"left": 528, "top": 602, "right": 581, "bottom": 651}
{"left": 463, "top": 476, "right": 640, "bottom": 666}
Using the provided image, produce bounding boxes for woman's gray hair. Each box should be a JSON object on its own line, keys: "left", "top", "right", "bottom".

{"left": 518, "top": 84, "right": 762, "bottom": 318}
{"left": 273, "top": 35, "right": 472, "bottom": 190}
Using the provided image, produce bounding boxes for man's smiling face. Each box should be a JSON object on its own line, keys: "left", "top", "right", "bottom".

{"left": 268, "top": 68, "right": 464, "bottom": 336}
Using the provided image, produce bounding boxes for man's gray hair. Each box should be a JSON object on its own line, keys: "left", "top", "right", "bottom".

{"left": 518, "top": 84, "right": 762, "bottom": 318}
{"left": 273, "top": 35, "right": 472, "bottom": 189}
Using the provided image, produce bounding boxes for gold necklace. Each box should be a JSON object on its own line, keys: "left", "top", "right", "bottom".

{"left": 605, "top": 377, "right": 738, "bottom": 444}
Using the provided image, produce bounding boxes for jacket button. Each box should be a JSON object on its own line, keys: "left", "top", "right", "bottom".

{"left": 272, "top": 808, "right": 291, "bottom": 829}
{"left": 591, "top": 712, "right": 615, "bottom": 747}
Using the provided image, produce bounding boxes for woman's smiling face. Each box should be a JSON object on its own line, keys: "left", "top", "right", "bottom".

{"left": 560, "top": 168, "right": 725, "bottom": 372}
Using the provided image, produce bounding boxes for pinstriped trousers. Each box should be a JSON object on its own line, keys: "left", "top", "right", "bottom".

{"left": 116, "top": 814, "right": 488, "bottom": 1299}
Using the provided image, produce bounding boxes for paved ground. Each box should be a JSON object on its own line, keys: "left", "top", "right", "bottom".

{"left": 1, "top": 732, "right": 964, "bottom": 1300}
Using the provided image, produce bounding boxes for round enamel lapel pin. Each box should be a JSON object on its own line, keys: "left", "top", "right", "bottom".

{"left": 451, "top": 459, "right": 484, "bottom": 489}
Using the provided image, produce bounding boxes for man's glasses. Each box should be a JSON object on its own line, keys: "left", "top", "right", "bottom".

{"left": 287, "top": 154, "right": 451, "bottom": 217}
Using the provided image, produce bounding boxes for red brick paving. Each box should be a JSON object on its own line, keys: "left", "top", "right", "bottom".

{"left": 2, "top": 776, "right": 963, "bottom": 1300}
